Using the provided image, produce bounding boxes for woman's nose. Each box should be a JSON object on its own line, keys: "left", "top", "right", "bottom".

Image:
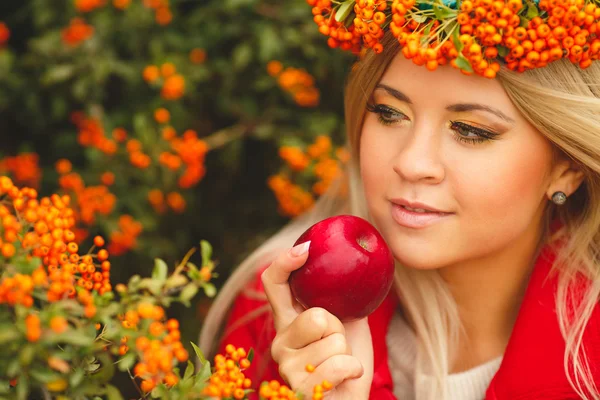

{"left": 392, "top": 125, "right": 445, "bottom": 184}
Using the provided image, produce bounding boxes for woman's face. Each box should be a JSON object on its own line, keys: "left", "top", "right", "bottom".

{"left": 359, "top": 55, "right": 555, "bottom": 270}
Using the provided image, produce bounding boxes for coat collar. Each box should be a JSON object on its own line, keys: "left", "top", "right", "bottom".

{"left": 368, "top": 218, "right": 600, "bottom": 399}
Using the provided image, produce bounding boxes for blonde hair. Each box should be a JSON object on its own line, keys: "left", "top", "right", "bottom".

{"left": 199, "top": 31, "right": 600, "bottom": 399}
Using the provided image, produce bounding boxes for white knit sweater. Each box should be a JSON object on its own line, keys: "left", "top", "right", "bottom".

{"left": 386, "top": 313, "right": 503, "bottom": 400}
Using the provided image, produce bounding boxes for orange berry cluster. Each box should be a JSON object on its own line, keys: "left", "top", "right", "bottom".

{"left": 147, "top": 189, "right": 186, "bottom": 214}
{"left": 121, "top": 303, "right": 186, "bottom": 392}
{"left": 0, "top": 22, "right": 10, "bottom": 46}
{"left": 126, "top": 138, "right": 152, "bottom": 169}
{"left": 268, "top": 136, "right": 349, "bottom": 217}
{"left": 0, "top": 177, "right": 111, "bottom": 311}
{"left": 527, "top": 0, "right": 600, "bottom": 69}
{"left": 142, "top": 0, "right": 173, "bottom": 25}
{"left": 168, "top": 130, "right": 209, "bottom": 189}
{"left": 61, "top": 17, "right": 95, "bottom": 47}
{"left": 352, "top": 0, "right": 389, "bottom": 54}
{"left": 0, "top": 273, "right": 38, "bottom": 307}
{"left": 55, "top": 160, "right": 116, "bottom": 227}
{"left": 71, "top": 112, "right": 118, "bottom": 155}
{"left": 309, "top": 0, "right": 600, "bottom": 77}
{"left": 268, "top": 175, "right": 315, "bottom": 217}
{"left": 279, "top": 147, "right": 311, "bottom": 172}
{"left": 202, "top": 344, "right": 252, "bottom": 399}
{"left": 107, "top": 214, "right": 142, "bottom": 256}
{"left": 267, "top": 61, "right": 320, "bottom": 107}
{"left": 0, "top": 153, "right": 42, "bottom": 188}
{"left": 143, "top": 63, "right": 186, "bottom": 100}
{"left": 74, "top": 0, "right": 106, "bottom": 13}
{"left": 258, "top": 380, "right": 299, "bottom": 399}
{"left": 308, "top": 0, "right": 364, "bottom": 54}
{"left": 388, "top": 0, "right": 502, "bottom": 77}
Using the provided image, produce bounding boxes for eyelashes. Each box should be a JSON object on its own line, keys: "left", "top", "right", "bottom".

{"left": 366, "top": 102, "right": 501, "bottom": 145}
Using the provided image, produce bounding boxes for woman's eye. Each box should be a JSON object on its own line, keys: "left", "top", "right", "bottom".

{"left": 366, "top": 103, "right": 408, "bottom": 126}
{"left": 449, "top": 121, "right": 500, "bottom": 145}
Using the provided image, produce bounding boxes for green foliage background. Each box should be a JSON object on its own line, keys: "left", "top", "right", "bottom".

{"left": 0, "top": 0, "right": 353, "bottom": 396}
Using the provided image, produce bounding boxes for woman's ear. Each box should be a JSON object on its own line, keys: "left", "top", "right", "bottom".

{"left": 546, "top": 156, "right": 586, "bottom": 200}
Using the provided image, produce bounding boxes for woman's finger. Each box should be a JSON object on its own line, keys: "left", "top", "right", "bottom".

{"left": 274, "top": 307, "right": 345, "bottom": 353}
{"left": 276, "top": 331, "right": 351, "bottom": 384}
{"left": 296, "top": 354, "right": 364, "bottom": 396}
{"left": 261, "top": 241, "right": 311, "bottom": 331}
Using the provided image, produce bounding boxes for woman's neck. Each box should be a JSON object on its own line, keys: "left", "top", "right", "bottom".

{"left": 440, "top": 219, "right": 547, "bottom": 373}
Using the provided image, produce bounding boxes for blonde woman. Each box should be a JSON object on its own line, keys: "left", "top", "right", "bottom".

{"left": 199, "top": 17, "right": 600, "bottom": 400}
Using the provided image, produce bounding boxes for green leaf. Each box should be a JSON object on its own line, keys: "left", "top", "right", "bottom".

{"left": 200, "top": 240, "right": 212, "bottom": 267}
{"left": 232, "top": 43, "right": 253, "bottom": 71}
{"left": 0, "top": 326, "right": 19, "bottom": 345}
{"left": 180, "top": 283, "right": 199, "bottom": 304}
{"left": 190, "top": 342, "right": 207, "bottom": 366}
{"left": 202, "top": 283, "right": 217, "bottom": 298}
{"left": 41, "top": 65, "right": 76, "bottom": 85}
{"left": 165, "top": 273, "right": 188, "bottom": 289}
{"left": 433, "top": 1, "right": 455, "bottom": 19}
{"left": 45, "top": 331, "right": 94, "bottom": 346}
{"left": 138, "top": 278, "right": 163, "bottom": 295}
{"left": 526, "top": 2, "right": 539, "bottom": 19}
{"left": 198, "top": 358, "right": 212, "bottom": 381}
{"left": 184, "top": 360, "right": 195, "bottom": 381}
{"left": 451, "top": 25, "right": 463, "bottom": 52}
{"left": 29, "top": 368, "right": 60, "bottom": 383}
{"left": 411, "top": 14, "right": 428, "bottom": 23}
{"left": 103, "top": 384, "right": 124, "bottom": 400}
{"left": 19, "top": 345, "right": 35, "bottom": 366}
{"left": 247, "top": 348, "right": 255, "bottom": 363}
{"left": 151, "top": 384, "right": 170, "bottom": 398}
{"left": 335, "top": 0, "right": 355, "bottom": 23}
{"left": 117, "top": 352, "right": 136, "bottom": 371}
{"left": 152, "top": 258, "right": 168, "bottom": 282}
{"left": 258, "top": 25, "right": 283, "bottom": 62}
{"left": 89, "top": 353, "right": 114, "bottom": 385}
{"left": 454, "top": 54, "right": 474, "bottom": 73}
{"left": 497, "top": 46, "right": 509, "bottom": 57}
{"left": 70, "top": 368, "right": 85, "bottom": 388}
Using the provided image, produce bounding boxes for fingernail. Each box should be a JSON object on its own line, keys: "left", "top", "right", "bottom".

{"left": 290, "top": 241, "right": 310, "bottom": 257}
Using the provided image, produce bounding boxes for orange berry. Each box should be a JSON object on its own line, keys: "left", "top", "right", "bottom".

{"left": 154, "top": 108, "right": 170, "bottom": 124}
{"left": 160, "top": 62, "right": 176, "bottom": 78}
{"left": 164, "top": 373, "right": 178, "bottom": 386}
{"left": 97, "top": 249, "right": 108, "bottom": 261}
{"left": 2, "top": 243, "right": 15, "bottom": 258}
{"left": 84, "top": 304, "right": 96, "bottom": 318}
{"left": 143, "top": 65, "right": 160, "bottom": 82}
{"left": 50, "top": 316, "right": 68, "bottom": 333}
{"left": 140, "top": 379, "right": 156, "bottom": 393}
{"left": 166, "top": 318, "right": 179, "bottom": 331}
{"left": 175, "top": 348, "right": 188, "bottom": 362}
{"left": 306, "top": 364, "right": 316, "bottom": 373}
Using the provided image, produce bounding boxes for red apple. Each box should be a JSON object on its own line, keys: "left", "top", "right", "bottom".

{"left": 289, "top": 215, "right": 395, "bottom": 322}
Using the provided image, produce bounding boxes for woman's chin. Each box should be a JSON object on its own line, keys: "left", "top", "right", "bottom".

{"left": 390, "top": 242, "right": 448, "bottom": 271}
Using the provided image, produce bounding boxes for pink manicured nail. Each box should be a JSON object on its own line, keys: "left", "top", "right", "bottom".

{"left": 290, "top": 241, "right": 310, "bottom": 257}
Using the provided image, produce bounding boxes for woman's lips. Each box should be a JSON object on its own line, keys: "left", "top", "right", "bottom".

{"left": 391, "top": 203, "right": 453, "bottom": 229}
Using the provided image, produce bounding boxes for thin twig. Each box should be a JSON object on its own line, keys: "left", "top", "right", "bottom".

{"left": 203, "top": 125, "right": 248, "bottom": 150}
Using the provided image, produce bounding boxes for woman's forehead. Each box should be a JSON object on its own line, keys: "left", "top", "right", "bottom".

{"left": 378, "top": 54, "right": 516, "bottom": 112}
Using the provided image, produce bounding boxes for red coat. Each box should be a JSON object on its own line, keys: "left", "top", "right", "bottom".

{"left": 218, "top": 231, "right": 600, "bottom": 399}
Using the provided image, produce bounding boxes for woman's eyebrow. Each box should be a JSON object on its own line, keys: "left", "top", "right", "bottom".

{"left": 374, "top": 83, "right": 515, "bottom": 124}
{"left": 447, "top": 103, "right": 515, "bottom": 123}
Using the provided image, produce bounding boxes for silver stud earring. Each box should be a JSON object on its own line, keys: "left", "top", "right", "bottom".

{"left": 552, "top": 191, "right": 567, "bottom": 205}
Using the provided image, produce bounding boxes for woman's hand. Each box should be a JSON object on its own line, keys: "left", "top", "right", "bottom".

{"left": 261, "top": 241, "right": 374, "bottom": 399}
